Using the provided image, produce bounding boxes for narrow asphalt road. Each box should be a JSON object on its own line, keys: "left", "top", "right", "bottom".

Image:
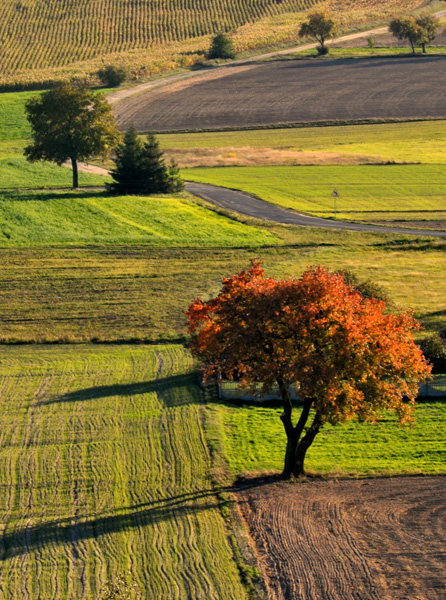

{"left": 185, "top": 181, "right": 446, "bottom": 238}
{"left": 73, "top": 163, "right": 446, "bottom": 238}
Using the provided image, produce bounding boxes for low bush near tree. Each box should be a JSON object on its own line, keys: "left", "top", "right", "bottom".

{"left": 207, "top": 32, "right": 236, "bottom": 60}
{"left": 97, "top": 65, "right": 127, "bottom": 87}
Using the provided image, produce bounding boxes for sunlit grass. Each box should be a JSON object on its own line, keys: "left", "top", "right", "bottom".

{"left": 184, "top": 165, "right": 446, "bottom": 219}
{"left": 160, "top": 120, "right": 446, "bottom": 165}
{"left": 0, "top": 190, "right": 279, "bottom": 247}
{"left": 211, "top": 397, "right": 446, "bottom": 477}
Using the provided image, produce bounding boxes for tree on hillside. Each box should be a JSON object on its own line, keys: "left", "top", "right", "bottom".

{"left": 298, "top": 12, "right": 338, "bottom": 54}
{"left": 24, "top": 83, "right": 120, "bottom": 189}
{"left": 389, "top": 15, "right": 440, "bottom": 54}
{"left": 107, "top": 128, "right": 183, "bottom": 195}
{"left": 187, "top": 262, "right": 431, "bottom": 479}
{"left": 207, "top": 32, "right": 236, "bottom": 60}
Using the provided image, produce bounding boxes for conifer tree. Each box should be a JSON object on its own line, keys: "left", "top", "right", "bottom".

{"left": 107, "top": 129, "right": 183, "bottom": 195}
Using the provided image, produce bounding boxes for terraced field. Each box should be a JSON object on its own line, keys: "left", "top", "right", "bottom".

{"left": 0, "top": 344, "right": 247, "bottom": 600}
{"left": 237, "top": 476, "right": 446, "bottom": 600}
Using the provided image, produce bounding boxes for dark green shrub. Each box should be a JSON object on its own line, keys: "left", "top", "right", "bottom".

{"left": 107, "top": 127, "right": 184, "bottom": 195}
{"left": 208, "top": 33, "right": 236, "bottom": 60}
{"left": 97, "top": 65, "right": 127, "bottom": 87}
{"left": 316, "top": 44, "right": 329, "bottom": 55}
{"left": 420, "top": 334, "right": 446, "bottom": 372}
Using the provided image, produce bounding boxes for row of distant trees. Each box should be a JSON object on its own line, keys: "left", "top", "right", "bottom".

{"left": 298, "top": 11, "right": 443, "bottom": 56}
{"left": 24, "top": 84, "right": 183, "bottom": 193}
{"left": 97, "top": 12, "right": 442, "bottom": 88}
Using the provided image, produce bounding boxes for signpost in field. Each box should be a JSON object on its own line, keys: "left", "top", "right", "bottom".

{"left": 332, "top": 189, "right": 339, "bottom": 217}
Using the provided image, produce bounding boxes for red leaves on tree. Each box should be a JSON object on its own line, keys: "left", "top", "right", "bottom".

{"left": 187, "top": 262, "right": 431, "bottom": 427}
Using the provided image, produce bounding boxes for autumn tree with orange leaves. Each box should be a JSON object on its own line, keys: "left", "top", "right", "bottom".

{"left": 187, "top": 263, "right": 431, "bottom": 479}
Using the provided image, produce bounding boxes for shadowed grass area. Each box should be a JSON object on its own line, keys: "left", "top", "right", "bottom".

{"left": 0, "top": 344, "right": 248, "bottom": 599}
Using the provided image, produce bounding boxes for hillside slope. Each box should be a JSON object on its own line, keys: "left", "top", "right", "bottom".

{"left": 0, "top": 0, "right": 427, "bottom": 88}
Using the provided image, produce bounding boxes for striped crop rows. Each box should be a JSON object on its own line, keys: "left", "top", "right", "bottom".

{"left": 0, "top": 0, "right": 314, "bottom": 76}
{"left": 0, "top": 344, "right": 247, "bottom": 599}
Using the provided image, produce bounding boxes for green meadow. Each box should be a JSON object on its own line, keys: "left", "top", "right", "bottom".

{"left": 0, "top": 190, "right": 278, "bottom": 247}
{"left": 210, "top": 398, "right": 446, "bottom": 477}
{"left": 0, "top": 83, "right": 445, "bottom": 600}
{"left": 184, "top": 165, "right": 446, "bottom": 221}
{"left": 160, "top": 120, "right": 446, "bottom": 165}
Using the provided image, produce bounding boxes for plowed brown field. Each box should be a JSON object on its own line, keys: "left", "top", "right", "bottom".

{"left": 114, "top": 57, "right": 446, "bottom": 132}
{"left": 237, "top": 476, "right": 446, "bottom": 600}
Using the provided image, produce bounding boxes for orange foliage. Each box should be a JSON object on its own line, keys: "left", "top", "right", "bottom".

{"left": 187, "top": 262, "right": 431, "bottom": 427}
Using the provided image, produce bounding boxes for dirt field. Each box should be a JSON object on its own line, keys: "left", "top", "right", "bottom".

{"left": 236, "top": 476, "right": 446, "bottom": 600}
{"left": 114, "top": 56, "right": 446, "bottom": 132}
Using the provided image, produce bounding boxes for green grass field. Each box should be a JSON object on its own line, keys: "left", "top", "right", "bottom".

{"left": 211, "top": 398, "right": 446, "bottom": 477}
{"left": 0, "top": 190, "right": 278, "bottom": 247}
{"left": 1, "top": 238, "right": 446, "bottom": 343}
{"left": 159, "top": 119, "right": 446, "bottom": 165}
{"left": 184, "top": 165, "right": 446, "bottom": 222}
{"left": 0, "top": 344, "right": 248, "bottom": 599}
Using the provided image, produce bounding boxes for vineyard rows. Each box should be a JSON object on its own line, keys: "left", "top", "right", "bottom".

{"left": 0, "top": 0, "right": 425, "bottom": 89}
{"left": 0, "top": 0, "right": 314, "bottom": 74}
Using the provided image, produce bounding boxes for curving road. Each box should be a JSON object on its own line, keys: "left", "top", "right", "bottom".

{"left": 185, "top": 181, "right": 446, "bottom": 237}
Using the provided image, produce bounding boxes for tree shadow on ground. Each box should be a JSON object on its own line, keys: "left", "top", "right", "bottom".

{"left": 0, "top": 190, "right": 106, "bottom": 201}
{"left": 39, "top": 372, "right": 200, "bottom": 407}
{"left": 0, "top": 477, "right": 274, "bottom": 560}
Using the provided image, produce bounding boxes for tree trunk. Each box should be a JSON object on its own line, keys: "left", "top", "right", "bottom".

{"left": 71, "top": 157, "right": 79, "bottom": 189}
{"left": 422, "top": 43, "right": 426, "bottom": 54}
{"left": 277, "top": 379, "right": 314, "bottom": 479}
{"left": 292, "top": 416, "right": 322, "bottom": 478}
{"left": 409, "top": 39, "right": 416, "bottom": 55}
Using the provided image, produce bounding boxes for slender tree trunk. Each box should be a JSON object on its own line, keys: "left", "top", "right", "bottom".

{"left": 409, "top": 39, "right": 416, "bottom": 55}
{"left": 422, "top": 43, "right": 426, "bottom": 54}
{"left": 71, "top": 157, "right": 79, "bottom": 189}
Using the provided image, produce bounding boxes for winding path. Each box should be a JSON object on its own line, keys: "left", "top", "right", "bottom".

{"left": 185, "top": 181, "right": 446, "bottom": 237}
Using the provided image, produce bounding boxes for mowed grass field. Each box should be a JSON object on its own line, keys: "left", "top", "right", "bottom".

{"left": 210, "top": 398, "right": 446, "bottom": 477}
{"left": 184, "top": 165, "right": 446, "bottom": 222}
{"left": 0, "top": 344, "right": 248, "bottom": 599}
{"left": 0, "top": 191, "right": 278, "bottom": 247}
{"left": 159, "top": 120, "right": 446, "bottom": 166}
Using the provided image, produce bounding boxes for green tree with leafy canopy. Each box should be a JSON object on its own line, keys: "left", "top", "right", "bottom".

{"left": 298, "top": 12, "right": 338, "bottom": 54}
{"left": 389, "top": 15, "right": 440, "bottom": 54}
{"left": 25, "top": 83, "right": 119, "bottom": 189}
{"left": 415, "top": 14, "right": 440, "bottom": 53}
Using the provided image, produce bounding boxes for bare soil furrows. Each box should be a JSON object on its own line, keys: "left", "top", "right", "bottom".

{"left": 114, "top": 57, "right": 446, "bottom": 132}
{"left": 237, "top": 476, "right": 446, "bottom": 600}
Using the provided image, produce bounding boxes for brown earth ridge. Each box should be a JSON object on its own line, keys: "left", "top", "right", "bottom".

{"left": 237, "top": 476, "right": 446, "bottom": 600}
